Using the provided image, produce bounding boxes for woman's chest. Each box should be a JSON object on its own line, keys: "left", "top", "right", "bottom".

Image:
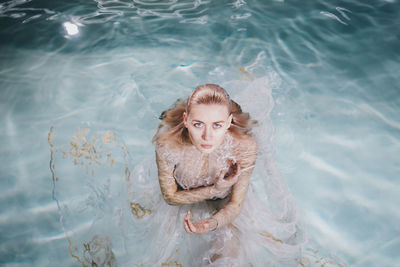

{"left": 173, "top": 147, "right": 234, "bottom": 190}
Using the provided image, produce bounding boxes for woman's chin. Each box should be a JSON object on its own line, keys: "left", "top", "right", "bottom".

{"left": 196, "top": 145, "right": 215, "bottom": 154}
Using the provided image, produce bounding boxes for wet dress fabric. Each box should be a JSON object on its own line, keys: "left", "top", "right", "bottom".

{"left": 50, "top": 77, "right": 306, "bottom": 266}
{"left": 143, "top": 130, "right": 306, "bottom": 266}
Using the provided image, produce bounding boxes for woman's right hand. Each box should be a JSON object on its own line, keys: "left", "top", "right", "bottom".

{"left": 214, "top": 160, "right": 241, "bottom": 190}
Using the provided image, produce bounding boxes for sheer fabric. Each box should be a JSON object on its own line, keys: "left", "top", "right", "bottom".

{"left": 148, "top": 76, "right": 306, "bottom": 265}
{"left": 50, "top": 76, "right": 307, "bottom": 266}
{"left": 157, "top": 133, "right": 235, "bottom": 198}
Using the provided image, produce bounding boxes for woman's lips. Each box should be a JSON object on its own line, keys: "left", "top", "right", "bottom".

{"left": 201, "top": 144, "right": 213, "bottom": 149}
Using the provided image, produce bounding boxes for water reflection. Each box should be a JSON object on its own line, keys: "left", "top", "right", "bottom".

{"left": 63, "top": 21, "right": 79, "bottom": 36}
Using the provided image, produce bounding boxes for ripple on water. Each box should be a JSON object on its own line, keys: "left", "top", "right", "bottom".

{"left": 1, "top": 0, "right": 400, "bottom": 266}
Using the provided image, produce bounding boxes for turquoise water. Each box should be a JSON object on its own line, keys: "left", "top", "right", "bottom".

{"left": 0, "top": 0, "right": 399, "bottom": 266}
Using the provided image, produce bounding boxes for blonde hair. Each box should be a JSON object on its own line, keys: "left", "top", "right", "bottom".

{"left": 154, "top": 84, "right": 256, "bottom": 146}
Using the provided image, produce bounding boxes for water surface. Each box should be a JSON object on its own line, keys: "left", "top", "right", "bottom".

{"left": 0, "top": 0, "right": 399, "bottom": 266}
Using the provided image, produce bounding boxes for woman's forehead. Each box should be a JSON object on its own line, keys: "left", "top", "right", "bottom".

{"left": 188, "top": 104, "right": 230, "bottom": 121}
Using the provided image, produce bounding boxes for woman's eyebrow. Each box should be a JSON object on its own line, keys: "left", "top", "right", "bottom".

{"left": 191, "top": 120, "right": 225, "bottom": 123}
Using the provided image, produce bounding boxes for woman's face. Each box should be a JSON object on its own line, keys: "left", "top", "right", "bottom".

{"left": 184, "top": 104, "right": 232, "bottom": 153}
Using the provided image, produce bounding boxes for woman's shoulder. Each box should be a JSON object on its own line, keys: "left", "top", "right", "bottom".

{"left": 155, "top": 138, "right": 183, "bottom": 170}
{"left": 231, "top": 133, "right": 257, "bottom": 154}
{"left": 155, "top": 138, "right": 182, "bottom": 154}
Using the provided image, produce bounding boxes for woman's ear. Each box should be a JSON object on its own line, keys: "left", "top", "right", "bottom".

{"left": 183, "top": 112, "right": 188, "bottom": 128}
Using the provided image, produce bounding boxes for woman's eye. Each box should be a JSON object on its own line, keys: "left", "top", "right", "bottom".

{"left": 213, "top": 123, "right": 222, "bottom": 129}
{"left": 193, "top": 122, "right": 203, "bottom": 128}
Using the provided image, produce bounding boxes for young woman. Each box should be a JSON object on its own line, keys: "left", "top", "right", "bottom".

{"left": 152, "top": 83, "right": 305, "bottom": 265}
{"left": 154, "top": 84, "right": 257, "bottom": 235}
{"left": 50, "top": 78, "right": 306, "bottom": 266}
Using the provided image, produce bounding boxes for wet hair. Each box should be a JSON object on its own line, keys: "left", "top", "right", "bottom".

{"left": 153, "top": 84, "right": 257, "bottom": 146}
{"left": 186, "top": 84, "right": 232, "bottom": 114}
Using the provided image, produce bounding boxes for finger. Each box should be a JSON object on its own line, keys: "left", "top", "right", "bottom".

{"left": 223, "top": 172, "right": 240, "bottom": 186}
{"left": 187, "top": 217, "right": 197, "bottom": 233}
{"left": 230, "top": 163, "right": 241, "bottom": 179}
{"left": 228, "top": 159, "right": 235, "bottom": 167}
{"left": 216, "top": 171, "right": 227, "bottom": 188}
{"left": 218, "top": 170, "right": 225, "bottom": 180}
{"left": 184, "top": 219, "right": 190, "bottom": 232}
{"left": 236, "top": 163, "right": 241, "bottom": 174}
{"left": 184, "top": 212, "right": 195, "bottom": 233}
{"left": 184, "top": 219, "right": 193, "bottom": 233}
{"left": 185, "top": 210, "right": 191, "bottom": 220}
{"left": 224, "top": 170, "right": 238, "bottom": 182}
{"left": 184, "top": 211, "right": 193, "bottom": 233}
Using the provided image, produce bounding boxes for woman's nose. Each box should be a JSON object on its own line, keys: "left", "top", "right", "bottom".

{"left": 202, "top": 127, "right": 212, "bottom": 141}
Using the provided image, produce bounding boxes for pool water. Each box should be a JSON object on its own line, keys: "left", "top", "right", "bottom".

{"left": 0, "top": 0, "right": 399, "bottom": 266}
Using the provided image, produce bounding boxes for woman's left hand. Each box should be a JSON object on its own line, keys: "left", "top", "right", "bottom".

{"left": 215, "top": 160, "right": 241, "bottom": 190}
{"left": 184, "top": 210, "right": 217, "bottom": 234}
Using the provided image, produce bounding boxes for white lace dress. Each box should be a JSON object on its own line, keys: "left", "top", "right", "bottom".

{"left": 161, "top": 132, "right": 235, "bottom": 195}
{"left": 140, "top": 129, "right": 306, "bottom": 266}
{"left": 50, "top": 77, "right": 307, "bottom": 267}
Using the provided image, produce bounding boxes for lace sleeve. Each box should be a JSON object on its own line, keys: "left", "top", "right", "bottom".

{"left": 212, "top": 136, "right": 257, "bottom": 228}
{"left": 155, "top": 142, "right": 179, "bottom": 171}
{"left": 155, "top": 141, "right": 230, "bottom": 205}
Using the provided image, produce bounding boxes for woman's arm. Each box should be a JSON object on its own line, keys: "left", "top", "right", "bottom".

{"left": 156, "top": 151, "right": 231, "bottom": 205}
{"left": 184, "top": 137, "right": 257, "bottom": 233}
{"left": 211, "top": 160, "right": 255, "bottom": 228}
